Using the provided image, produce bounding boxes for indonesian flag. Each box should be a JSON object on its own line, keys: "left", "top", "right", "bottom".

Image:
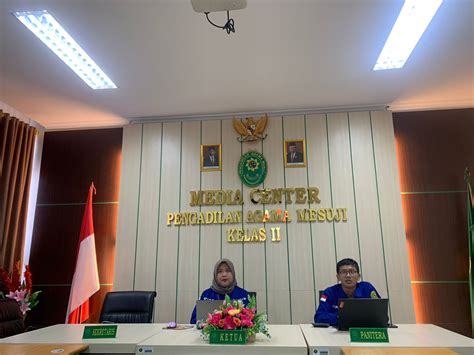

{"left": 66, "top": 183, "right": 100, "bottom": 323}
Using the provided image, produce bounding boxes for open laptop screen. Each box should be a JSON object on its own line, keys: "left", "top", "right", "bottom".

{"left": 196, "top": 300, "right": 226, "bottom": 323}
{"left": 337, "top": 298, "right": 389, "bottom": 330}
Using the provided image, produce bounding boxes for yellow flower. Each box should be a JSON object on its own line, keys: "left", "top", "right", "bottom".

{"left": 228, "top": 309, "right": 241, "bottom": 316}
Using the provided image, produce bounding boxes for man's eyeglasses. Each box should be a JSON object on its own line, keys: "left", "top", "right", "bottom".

{"left": 338, "top": 269, "right": 358, "bottom": 276}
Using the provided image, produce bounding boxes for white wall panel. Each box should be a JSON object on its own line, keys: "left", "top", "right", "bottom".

{"left": 348, "top": 112, "right": 389, "bottom": 298}
{"left": 305, "top": 114, "right": 337, "bottom": 298}
{"left": 220, "top": 118, "right": 244, "bottom": 284}
{"left": 134, "top": 123, "right": 162, "bottom": 292}
{"left": 263, "top": 115, "right": 291, "bottom": 324}
{"left": 154, "top": 122, "right": 181, "bottom": 322}
{"left": 114, "top": 124, "right": 143, "bottom": 291}
{"left": 327, "top": 113, "right": 359, "bottom": 261}
{"left": 199, "top": 120, "right": 223, "bottom": 296}
{"left": 283, "top": 115, "right": 315, "bottom": 324}
{"left": 176, "top": 121, "right": 201, "bottom": 323}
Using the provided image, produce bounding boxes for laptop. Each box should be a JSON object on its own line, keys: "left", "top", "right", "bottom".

{"left": 196, "top": 300, "right": 226, "bottom": 322}
{"left": 337, "top": 298, "right": 389, "bottom": 330}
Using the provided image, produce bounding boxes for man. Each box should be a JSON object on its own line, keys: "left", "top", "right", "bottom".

{"left": 314, "top": 258, "right": 380, "bottom": 326}
{"left": 286, "top": 142, "right": 303, "bottom": 163}
{"left": 204, "top": 147, "right": 219, "bottom": 167}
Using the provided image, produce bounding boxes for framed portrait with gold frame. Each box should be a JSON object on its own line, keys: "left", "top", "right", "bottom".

{"left": 284, "top": 139, "right": 306, "bottom": 168}
{"left": 201, "top": 144, "right": 222, "bottom": 172}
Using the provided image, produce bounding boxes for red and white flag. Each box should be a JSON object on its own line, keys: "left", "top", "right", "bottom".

{"left": 66, "top": 183, "right": 100, "bottom": 323}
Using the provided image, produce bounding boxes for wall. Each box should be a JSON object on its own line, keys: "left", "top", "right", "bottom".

{"left": 393, "top": 108, "right": 474, "bottom": 337}
{"left": 28, "top": 128, "right": 122, "bottom": 326}
{"left": 114, "top": 111, "right": 415, "bottom": 324}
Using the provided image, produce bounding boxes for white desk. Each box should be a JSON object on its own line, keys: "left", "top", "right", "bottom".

{"left": 0, "top": 323, "right": 163, "bottom": 353}
{"left": 136, "top": 324, "right": 307, "bottom": 355}
{"left": 300, "top": 324, "right": 473, "bottom": 355}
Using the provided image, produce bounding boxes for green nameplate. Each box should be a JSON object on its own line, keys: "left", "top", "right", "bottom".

{"left": 209, "top": 329, "right": 248, "bottom": 344}
{"left": 82, "top": 325, "right": 118, "bottom": 339}
{"left": 349, "top": 327, "right": 389, "bottom": 343}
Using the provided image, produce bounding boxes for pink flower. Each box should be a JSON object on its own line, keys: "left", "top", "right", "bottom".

{"left": 208, "top": 312, "right": 222, "bottom": 326}
{"left": 6, "top": 290, "right": 27, "bottom": 302}
{"left": 240, "top": 314, "right": 253, "bottom": 327}
{"left": 224, "top": 315, "right": 236, "bottom": 330}
{"left": 19, "top": 302, "right": 30, "bottom": 314}
{"left": 241, "top": 308, "right": 255, "bottom": 320}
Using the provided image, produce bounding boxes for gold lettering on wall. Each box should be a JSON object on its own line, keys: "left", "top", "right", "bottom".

{"left": 167, "top": 186, "right": 347, "bottom": 243}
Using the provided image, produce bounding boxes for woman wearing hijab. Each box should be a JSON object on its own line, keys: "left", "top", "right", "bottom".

{"left": 190, "top": 258, "right": 249, "bottom": 324}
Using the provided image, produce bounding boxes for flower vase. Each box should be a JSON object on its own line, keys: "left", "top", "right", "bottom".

{"left": 247, "top": 333, "right": 256, "bottom": 343}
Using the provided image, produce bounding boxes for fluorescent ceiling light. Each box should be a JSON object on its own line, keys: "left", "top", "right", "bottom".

{"left": 13, "top": 10, "right": 117, "bottom": 89}
{"left": 373, "top": 0, "right": 443, "bottom": 70}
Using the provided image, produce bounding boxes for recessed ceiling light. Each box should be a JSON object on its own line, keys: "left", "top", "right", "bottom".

{"left": 13, "top": 10, "right": 117, "bottom": 89}
{"left": 374, "top": 0, "right": 443, "bottom": 70}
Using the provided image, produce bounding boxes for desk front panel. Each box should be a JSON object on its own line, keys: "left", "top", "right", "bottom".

{"left": 0, "top": 324, "right": 163, "bottom": 353}
{"left": 300, "top": 324, "right": 473, "bottom": 355}
{"left": 137, "top": 324, "right": 307, "bottom": 355}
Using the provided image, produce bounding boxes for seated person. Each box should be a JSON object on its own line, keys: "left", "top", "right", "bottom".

{"left": 314, "top": 258, "right": 381, "bottom": 326}
{"left": 190, "top": 258, "right": 248, "bottom": 324}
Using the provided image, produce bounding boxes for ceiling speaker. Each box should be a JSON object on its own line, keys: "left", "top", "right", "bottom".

{"left": 191, "top": 0, "right": 247, "bottom": 13}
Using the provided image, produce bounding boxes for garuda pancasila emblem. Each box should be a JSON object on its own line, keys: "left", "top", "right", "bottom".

{"left": 233, "top": 113, "right": 268, "bottom": 142}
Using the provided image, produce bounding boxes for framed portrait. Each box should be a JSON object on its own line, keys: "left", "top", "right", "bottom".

{"left": 284, "top": 139, "right": 306, "bottom": 168}
{"left": 201, "top": 144, "right": 222, "bottom": 172}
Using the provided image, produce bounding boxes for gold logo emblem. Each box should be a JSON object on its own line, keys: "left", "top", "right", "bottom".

{"left": 233, "top": 114, "right": 268, "bottom": 142}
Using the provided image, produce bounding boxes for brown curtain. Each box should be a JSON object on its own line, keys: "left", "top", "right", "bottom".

{"left": 0, "top": 111, "right": 37, "bottom": 271}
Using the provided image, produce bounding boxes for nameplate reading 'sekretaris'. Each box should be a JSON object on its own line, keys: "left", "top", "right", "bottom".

{"left": 349, "top": 327, "right": 389, "bottom": 343}
{"left": 83, "top": 325, "right": 118, "bottom": 339}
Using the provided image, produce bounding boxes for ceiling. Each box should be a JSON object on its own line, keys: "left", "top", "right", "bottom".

{"left": 0, "top": 0, "right": 473, "bottom": 130}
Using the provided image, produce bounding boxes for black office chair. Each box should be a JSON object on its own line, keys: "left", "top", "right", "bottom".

{"left": 99, "top": 291, "right": 157, "bottom": 323}
{"left": 0, "top": 299, "right": 25, "bottom": 338}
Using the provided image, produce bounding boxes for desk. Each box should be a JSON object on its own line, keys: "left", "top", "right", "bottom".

{"left": 0, "top": 324, "right": 163, "bottom": 353}
{"left": 136, "top": 324, "right": 307, "bottom": 355}
{"left": 341, "top": 347, "right": 457, "bottom": 355}
{"left": 300, "top": 324, "right": 473, "bottom": 355}
{"left": 0, "top": 343, "right": 88, "bottom": 355}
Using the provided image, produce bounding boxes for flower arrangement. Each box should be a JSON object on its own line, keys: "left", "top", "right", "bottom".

{"left": 0, "top": 261, "right": 41, "bottom": 315}
{"left": 200, "top": 294, "right": 270, "bottom": 341}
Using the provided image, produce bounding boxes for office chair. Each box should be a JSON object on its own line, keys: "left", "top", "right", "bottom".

{"left": 99, "top": 291, "right": 157, "bottom": 323}
{"left": 0, "top": 299, "right": 25, "bottom": 338}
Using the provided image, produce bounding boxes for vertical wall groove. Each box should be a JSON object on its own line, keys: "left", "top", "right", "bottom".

{"left": 153, "top": 123, "right": 164, "bottom": 294}
{"left": 369, "top": 112, "right": 393, "bottom": 322}
{"left": 281, "top": 115, "right": 293, "bottom": 323}
{"left": 219, "top": 119, "right": 223, "bottom": 259}
{"left": 132, "top": 124, "right": 144, "bottom": 290}
{"left": 197, "top": 121, "right": 203, "bottom": 298}
{"left": 347, "top": 113, "right": 363, "bottom": 278}
{"left": 325, "top": 114, "right": 338, "bottom": 262}
{"left": 240, "top": 141, "right": 245, "bottom": 288}
{"left": 261, "top": 138, "right": 269, "bottom": 316}
{"left": 174, "top": 122, "right": 183, "bottom": 321}
{"left": 304, "top": 115, "right": 318, "bottom": 310}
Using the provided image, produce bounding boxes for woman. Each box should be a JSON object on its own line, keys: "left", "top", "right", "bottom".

{"left": 190, "top": 258, "right": 249, "bottom": 324}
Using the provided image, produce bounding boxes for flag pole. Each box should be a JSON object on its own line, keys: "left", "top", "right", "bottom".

{"left": 464, "top": 168, "right": 474, "bottom": 337}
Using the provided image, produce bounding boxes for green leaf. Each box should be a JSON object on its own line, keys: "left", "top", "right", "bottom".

{"left": 248, "top": 294, "right": 257, "bottom": 309}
